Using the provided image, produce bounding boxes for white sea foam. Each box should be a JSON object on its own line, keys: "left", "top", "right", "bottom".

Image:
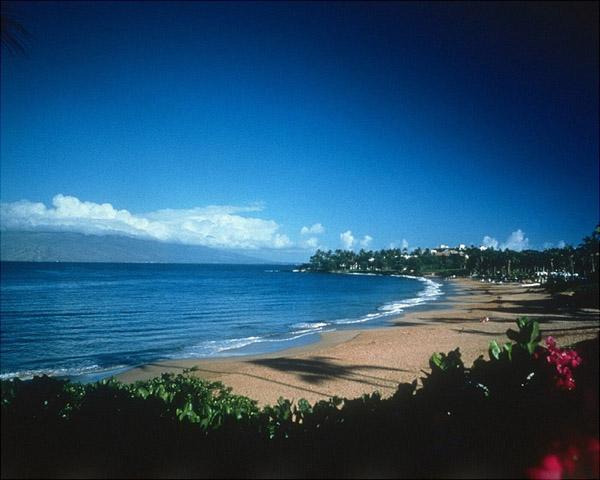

{"left": 169, "top": 328, "right": 331, "bottom": 359}
{"left": 333, "top": 275, "right": 443, "bottom": 325}
{"left": 0, "top": 364, "right": 126, "bottom": 381}
{"left": 378, "top": 276, "right": 443, "bottom": 313}
{"left": 3, "top": 276, "right": 444, "bottom": 371}
{"left": 291, "top": 322, "right": 329, "bottom": 330}
{"left": 174, "top": 336, "right": 263, "bottom": 357}
{"left": 333, "top": 317, "right": 373, "bottom": 325}
{"left": 282, "top": 329, "right": 334, "bottom": 340}
{"left": 346, "top": 272, "right": 380, "bottom": 276}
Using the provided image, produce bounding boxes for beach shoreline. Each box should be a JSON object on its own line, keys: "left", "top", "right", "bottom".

{"left": 115, "top": 278, "right": 599, "bottom": 405}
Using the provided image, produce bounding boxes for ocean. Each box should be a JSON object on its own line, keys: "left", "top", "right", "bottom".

{"left": 0, "top": 262, "right": 445, "bottom": 381}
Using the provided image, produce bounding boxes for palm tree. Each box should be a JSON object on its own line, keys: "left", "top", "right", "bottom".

{"left": 578, "top": 226, "right": 600, "bottom": 275}
{"left": 1, "top": 7, "right": 29, "bottom": 56}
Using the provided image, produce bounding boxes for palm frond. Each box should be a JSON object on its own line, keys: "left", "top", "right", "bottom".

{"left": 1, "top": 11, "right": 30, "bottom": 56}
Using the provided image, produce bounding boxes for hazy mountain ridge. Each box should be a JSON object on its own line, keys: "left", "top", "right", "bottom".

{"left": 0, "top": 231, "right": 270, "bottom": 264}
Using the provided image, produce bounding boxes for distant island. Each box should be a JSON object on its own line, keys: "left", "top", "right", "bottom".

{"left": 0, "top": 231, "right": 269, "bottom": 264}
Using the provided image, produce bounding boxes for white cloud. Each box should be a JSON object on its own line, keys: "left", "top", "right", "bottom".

{"left": 482, "top": 235, "right": 499, "bottom": 249}
{"left": 481, "top": 229, "right": 529, "bottom": 252}
{"left": 557, "top": 240, "right": 566, "bottom": 248}
{"left": 0, "top": 194, "right": 293, "bottom": 250}
{"left": 401, "top": 239, "right": 409, "bottom": 250}
{"left": 359, "top": 235, "right": 373, "bottom": 248}
{"left": 340, "top": 230, "right": 355, "bottom": 249}
{"left": 501, "top": 229, "right": 529, "bottom": 251}
{"left": 273, "top": 234, "right": 292, "bottom": 248}
{"left": 304, "top": 237, "right": 319, "bottom": 248}
{"left": 300, "top": 223, "right": 324, "bottom": 235}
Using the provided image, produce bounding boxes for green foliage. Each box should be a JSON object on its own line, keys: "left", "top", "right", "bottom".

{"left": 302, "top": 226, "right": 600, "bottom": 284}
{"left": 468, "top": 318, "right": 554, "bottom": 399}
{"left": 2, "top": 321, "right": 597, "bottom": 478}
{"left": 429, "top": 348, "right": 464, "bottom": 372}
{"left": 128, "top": 373, "right": 260, "bottom": 429}
{"left": 488, "top": 339, "right": 513, "bottom": 361}
{"left": 1, "top": 372, "right": 260, "bottom": 434}
{"left": 422, "top": 318, "right": 557, "bottom": 405}
{"left": 506, "top": 317, "right": 541, "bottom": 355}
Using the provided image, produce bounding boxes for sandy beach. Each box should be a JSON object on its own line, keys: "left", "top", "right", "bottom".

{"left": 116, "top": 278, "right": 600, "bottom": 405}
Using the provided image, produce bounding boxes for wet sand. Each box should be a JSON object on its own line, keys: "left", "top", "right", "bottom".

{"left": 116, "top": 278, "right": 599, "bottom": 405}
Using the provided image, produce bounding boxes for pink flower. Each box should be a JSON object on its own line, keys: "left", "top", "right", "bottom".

{"left": 527, "top": 454, "right": 562, "bottom": 480}
{"left": 527, "top": 437, "right": 600, "bottom": 479}
{"left": 543, "top": 337, "right": 582, "bottom": 391}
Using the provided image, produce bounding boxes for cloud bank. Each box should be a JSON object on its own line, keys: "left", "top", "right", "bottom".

{"left": 0, "top": 194, "right": 292, "bottom": 250}
{"left": 300, "top": 223, "right": 324, "bottom": 235}
{"left": 482, "top": 229, "right": 530, "bottom": 252}
{"left": 359, "top": 235, "right": 373, "bottom": 248}
{"left": 303, "top": 237, "right": 319, "bottom": 248}
{"left": 482, "top": 235, "right": 499, "bottom": 250}
{"left": 340, "top": 230, "right": 355, "bottom": 249}
{"left": 339, "top": 231, "right": 374, "bottom": 250}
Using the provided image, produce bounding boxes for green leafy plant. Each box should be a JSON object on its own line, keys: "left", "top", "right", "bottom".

{"left": 506, "top": 317, "right": 541, "bottom": 355}
{"left": 429, "top": 348, "right": 464, "bottom": 372}
{"left": 1, "top": 322, "right": 596, "bottom": 479}
{"left": 488, "top": 339, "right": 513, "bottom": 361}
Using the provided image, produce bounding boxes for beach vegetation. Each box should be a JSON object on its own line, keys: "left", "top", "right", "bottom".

{"left": 2, "top": 319, "right": 598, "bottom": 478}
{"left": 302, "top": 226, "right": 600, "bottom": 308}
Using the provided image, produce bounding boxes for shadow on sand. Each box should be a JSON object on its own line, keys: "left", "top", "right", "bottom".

{"left": 137, "top": 357, "right": 412, "bottom": 399}
{"left": 248, "top": 355, "right": 410, "bottom": 388}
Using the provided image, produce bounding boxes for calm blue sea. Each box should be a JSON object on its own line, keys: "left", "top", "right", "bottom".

{"left": 0, "top": 263, "right": 446, "bottom": 381}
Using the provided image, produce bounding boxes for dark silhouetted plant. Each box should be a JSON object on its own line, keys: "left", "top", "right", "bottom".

{"left": 2, "top": 318, "right": 597, "bottom": 479}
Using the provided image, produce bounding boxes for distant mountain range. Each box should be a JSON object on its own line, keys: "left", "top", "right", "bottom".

{"left": 0, "top": 231, "right": 271, "bottom": 264}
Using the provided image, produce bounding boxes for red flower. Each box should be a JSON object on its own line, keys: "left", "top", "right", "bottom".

{"left": 527, "top": 454, "right": 562, "bottom": 480}
{"left": 544, "top": 337, "right": 582, "bottom": 391}
{"left": 527, "top": 437, "right": 600, "bottom": 480}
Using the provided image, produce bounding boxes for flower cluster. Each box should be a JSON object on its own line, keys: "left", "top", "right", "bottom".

{"left": 544, "top": 336, "right": 582, "bottom": 391}
{"left": 527, "top": 437, "right": 600, "bottom": 480}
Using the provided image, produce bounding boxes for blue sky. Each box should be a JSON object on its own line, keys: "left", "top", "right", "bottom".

{"left": 1, "top": 2, "right": 598, "bottom": 261}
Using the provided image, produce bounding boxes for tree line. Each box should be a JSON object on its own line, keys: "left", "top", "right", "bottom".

{"left": 302, "top": 226, "right": 600, "bottom": 282}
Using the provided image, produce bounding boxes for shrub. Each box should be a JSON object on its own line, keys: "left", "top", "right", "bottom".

{"left": 2, "top": 318, "right": 597, "bottom": 478}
